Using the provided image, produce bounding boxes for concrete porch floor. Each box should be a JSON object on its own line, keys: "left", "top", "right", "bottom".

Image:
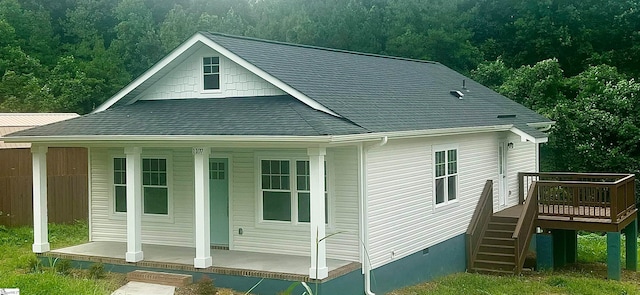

{"left": 50, "top": 241, "right": 356, "bottom": 279}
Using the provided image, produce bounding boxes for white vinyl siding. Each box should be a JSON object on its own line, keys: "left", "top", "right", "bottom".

{"left": 366, "top": 133, "right": 500, "bottom": 268}
{"left": 506, "top": 135, "right": 537, "bottom": 207}
{"left": 90, "top": 148, "right": 194, "bottom": 247}
{"left": 136, "top": 46, "right": 285, "bottom": 100}
{"left": 231, "top": 147, "right": 360, "bottom": 261}
{"left": 89, "top": 146, "right": 359, "bottom": 261}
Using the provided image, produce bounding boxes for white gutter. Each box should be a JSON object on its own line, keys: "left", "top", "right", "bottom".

{"left": 332, "top": 125, "right": 514, "bottom": 143}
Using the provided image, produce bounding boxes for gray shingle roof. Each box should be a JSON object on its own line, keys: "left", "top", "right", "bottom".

{"left": 9, "top": 96, "right": 367, "bottom": 137}
{"left": 201, "top": 32, "right": 551, "bottom": 133}
{"left": 6, "top": 32, "right": 551, "bottom": 139}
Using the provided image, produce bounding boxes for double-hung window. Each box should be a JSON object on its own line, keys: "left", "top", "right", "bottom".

{"left": 142, "top": 158, "right": 168, "bottom": 215}
{"left": 434, "top": 148, "right": 458, "bottom": 205}
{"left": 113, "top": 158, "right": 127, "bottom": 213}
{"left": 112, "top": 157, "right": 170, "bottom": 215}
{"left": 259, "top": 158, "right": 328, "bottom": 223}
{"left": 203, "top": 57, "right": 220, "bottom": 90}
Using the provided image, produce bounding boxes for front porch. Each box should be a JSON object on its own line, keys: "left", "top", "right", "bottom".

{"left": 45, "top": 241, "right": 360, "bottom": 282}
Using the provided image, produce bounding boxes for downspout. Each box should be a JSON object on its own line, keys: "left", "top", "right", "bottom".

{"left": 360, "top": 137, "right": 388, "bottom": 295}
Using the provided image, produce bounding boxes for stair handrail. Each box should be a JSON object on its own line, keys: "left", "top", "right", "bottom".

{"left": 466, "top": 180, "right": 493, "bottom": 270}
{"left": 512, "top": 180, "right": 538, "bottom": 274}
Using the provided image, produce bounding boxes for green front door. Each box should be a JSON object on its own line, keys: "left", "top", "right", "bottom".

{"left": 209, "top": 158, "right": 229, "bottom": 246}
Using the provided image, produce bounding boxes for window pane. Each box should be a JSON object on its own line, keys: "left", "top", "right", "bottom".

{"left": 435, "top": 151, "right": 445, "bottom": 165}
{"left": 204, "top": 74, "right": 219, "bottom": 90}
{"left": 435, "top": 163, "right": 445, "bottom": 177}
{"left": 204, "top": 66, "right": 211, "bottom": 74}
{"left": 115, "top": 186, "right": 127, "bottom": 212}
{"left": 281, "top": 175, "right": 290, "bottom": 190}
{"left": 211, "top": 65, "right": 219, "bottom": 73}
{"left": 448, "top": 175, "right": 457, "bottom": 201}
{"left": 271, "top": 160, "right": 281, "bottom": 174}
{"left": 298, "top": 192, "right": 310, "bottom": 222}
{"left": 159, "top": 173, "right": 167, "bottom": 186}
{"left": 263, "top": 191, "right": 291, "bottom": 221}
{"left": 262, "top": 175, "right": 270, "bottom": 189}
{"left": 212, "top": 57, "right": 219, "bottom": 64}
{"left": 203, "top": 57, "right": 211, "bottom": 64}
{"left": 435, "top": 178, "right": 445, "bottom": 204}
{"left": 144, "top": 187, "right": 168, "bottom": 214}
{"left": 271, "top": 176, "right": 280, "bottom": 189}
{"left": 447, "top": 149, "right": 457, "bottom": 161}
{"left": 261, "top": 160, "right": 270, "bottom": 174}
{"left": 297, "top": 176, "right": 307, "bottom": 191}
{"left": 143, "top": 171, "right": 151, "bottom": 185}
{"left": 143, "top": 158, "right": 150, "bottom": 171}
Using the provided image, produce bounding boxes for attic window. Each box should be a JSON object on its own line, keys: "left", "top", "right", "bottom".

{"left": 203, "top": 57, "right": 220, "bottom": 90}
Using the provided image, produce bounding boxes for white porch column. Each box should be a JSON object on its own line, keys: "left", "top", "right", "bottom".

{"left": 124, "top": 147, "right": 143, "bottom": 262}
{"left": 193, "top": 147, "right": 212, "bottom": 268}
{"left": 32, "top": 145, "right": 49, "bottom": 253}
{"left": 308, "top": 147, "right": 328, "bottom": 279}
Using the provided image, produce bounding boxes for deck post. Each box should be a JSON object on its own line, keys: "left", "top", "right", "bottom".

{"left": 124, "top": 147, "right": 143, "bottom": 262}
{"left": 308, "top": 147, "right": 328, "bottom": 279}
{"left": 607, "top": 232, "right": 621, "bottom": 280}
{"left": 536, "top": 233, "right": 553, "bottom": 271}
{"left": 624, "top": 220, "right": 637, "bottom": 271}
{"left": 565, "top": 230, "right": 577, "bottom": 264}
{"left": 552, "top": 230, "right": 567, "bottom": 268}
{"left": 193, "top": 147, "right": 212, "bottom": 268}
{"left": 31, "top": 145, "right": 50, "bottom": 253}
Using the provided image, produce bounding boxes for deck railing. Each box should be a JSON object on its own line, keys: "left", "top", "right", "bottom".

{"left": 466, "top": 180, "right": 493, "bottom": 270}
{"left": 518, "top": 172, "right": 636, "bottom": 223}
{"left": 513, "top": 182, "right": 538, "bottom": 274}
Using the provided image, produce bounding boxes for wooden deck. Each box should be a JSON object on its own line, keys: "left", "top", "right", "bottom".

{"left": 495, "top": 204, "right": 637, "bottom": 232}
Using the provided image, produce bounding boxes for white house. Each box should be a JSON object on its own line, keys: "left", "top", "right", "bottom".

{"left": 3, "top": 32, "right": 552, "bottom": 294}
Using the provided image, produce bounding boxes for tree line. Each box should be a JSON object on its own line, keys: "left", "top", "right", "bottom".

{"left": 0, "top": 0, "right": 638, "bottom": 176}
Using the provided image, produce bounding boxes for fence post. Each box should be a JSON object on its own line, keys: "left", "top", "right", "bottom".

{"left": 611, "top": 184, "right": 618, "bottom": 223}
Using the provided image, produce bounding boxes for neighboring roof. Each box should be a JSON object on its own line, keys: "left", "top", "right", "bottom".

{"left": 5, "top": 33, "right": 552, "bottom": 142}
{"left": 7, "top": 96, "right": 367, "bottom": 138}
{"left": 0, "top": 113, "right": 79, "bottom": 148}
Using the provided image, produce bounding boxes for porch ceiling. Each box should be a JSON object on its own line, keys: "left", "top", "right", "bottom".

{"left": 49, "top": 241, "right": 357, "bottom": 281}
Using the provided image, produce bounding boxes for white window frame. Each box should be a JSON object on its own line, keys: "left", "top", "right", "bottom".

{"left": 201, "top": 56, "right": 222, "bottom": 93}
{"left": 433, "top": 145, "right": 459, "bottom": 208}
{"left": 108, "top": 152, "right": 173, "bottom": 222}
{"left": 255, "top": 152, "right": 332, "bottom": 229}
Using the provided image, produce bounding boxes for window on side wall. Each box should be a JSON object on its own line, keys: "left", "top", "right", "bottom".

{"left": 203, "top": 57, "right": 220, "bottom": 90}
{"left": 259, "top": 158, "right": 328, "bottom": 223}
{"left": 113, "top": 157, "right": 127, "bottom": 213}
{"left": 434, "top": 148, "right": 458, "bottom": 206}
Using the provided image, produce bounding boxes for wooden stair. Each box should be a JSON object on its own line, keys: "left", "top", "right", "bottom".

{"left": 470, "top": 216, "right": 518, "bottom": 274}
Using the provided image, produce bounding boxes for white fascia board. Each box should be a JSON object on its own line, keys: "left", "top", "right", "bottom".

{"left": 93, "top": 34, "right": 206, "bottom": 113}
{"left": 196, "top": 36, "right": 340, "bottom": 117}
{"left": 509, "top": 127, "right": 548, "bottom": 144}
{"left": 331, "top": 125, "right": 515, "bottom": 143}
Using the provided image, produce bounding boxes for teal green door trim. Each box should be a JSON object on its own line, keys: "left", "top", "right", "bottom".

{"left": 209, "top": 158, "right": 229, "bottom": 246}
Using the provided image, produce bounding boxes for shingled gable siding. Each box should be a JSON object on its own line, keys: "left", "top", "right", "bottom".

{"left": 366, "top": 133, "right": 502, "bottom": 269}
{"left": 230, "top": 147, "right": 360, "bottom": 262}
{"left": 90, "top": 147, "right": 195, "bottom": 246}
{"left": 136, "top": 46, "right": 285, "bottom": 100}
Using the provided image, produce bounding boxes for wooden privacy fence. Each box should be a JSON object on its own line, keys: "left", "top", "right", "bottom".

{"left": 0, "top": 147, "right": 88, "bottom": 227}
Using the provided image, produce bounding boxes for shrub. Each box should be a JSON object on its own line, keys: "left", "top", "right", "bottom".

{"left": 195, "top": 275, "right": 216, "bottom": 295}
{"left": 55, "top": 259, "right": 72, "bottom": 275}
{"left": 88, "top": 262, "right": 105, "bottom": 279}
{"left": 26, "top": 255, "right": 43, "bottom": 273}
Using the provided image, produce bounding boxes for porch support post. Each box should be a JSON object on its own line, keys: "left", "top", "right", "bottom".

{"left": 565, "top": 230, "right": 577, "bottom": 264}
{"left": 193, "top": 147, "right": 212, "bottom": 268}
{"left": 624, "top": 220, "right": 637, "bottom": 271}
{"left": 607, "top": 231, "right": 621, "bottom": 280}
{"left": 125, "top": 147, "right": 143, "bottom": 262}
{"left": 31, "top": 145, "right": 50, "bottom": 253}
{"left": 308, "top": 147, "right": 328, "bottom": 279}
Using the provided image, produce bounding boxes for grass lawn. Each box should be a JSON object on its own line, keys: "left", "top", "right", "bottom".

{"left": 1, "top": 223, "right": 640, "bottom": 295}
{"left": 389, "top": 233, "right": 640, "bottom": 295}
